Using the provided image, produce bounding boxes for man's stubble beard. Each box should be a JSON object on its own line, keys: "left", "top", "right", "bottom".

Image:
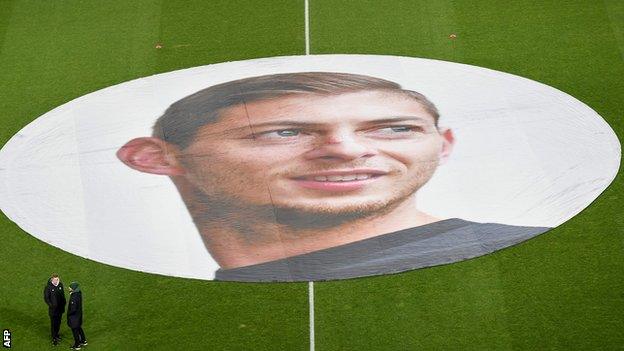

{"left": 192, "top": 188, "right": 412, "bottom": 230}
{"left": 271, "top": 196, "right": 407, "bottom": 229}
{"left": 187, "top": 164, "right": 438, "bottom": 231}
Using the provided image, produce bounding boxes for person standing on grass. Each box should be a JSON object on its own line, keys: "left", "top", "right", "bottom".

{"left": 44, "top": 273, "right": 66, "bottom": 346}
{"left": 67, "top": 281, "right": 87, "bottom": 350}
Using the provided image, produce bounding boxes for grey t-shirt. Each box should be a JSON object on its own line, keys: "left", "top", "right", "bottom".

{"left": 215, "top": 218, "right": 550, "bottom": 282}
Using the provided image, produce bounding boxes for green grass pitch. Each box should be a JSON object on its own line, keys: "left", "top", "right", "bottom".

{"left": 1, "top": 0, "right": 623, "bottom": 350}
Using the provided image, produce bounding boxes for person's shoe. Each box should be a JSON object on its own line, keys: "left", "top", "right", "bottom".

{"left": 79, "top": 341, "right": 88, "bottom": 346}
{"left": 52, "top": 339, "right": 58, "bottom": 346}
{"left": 70, "top": 346, "right": 81, "bottom": 350}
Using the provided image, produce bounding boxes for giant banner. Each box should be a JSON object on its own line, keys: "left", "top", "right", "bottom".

{"left": 0, "top": 55, "right": 620, "bottom": 281}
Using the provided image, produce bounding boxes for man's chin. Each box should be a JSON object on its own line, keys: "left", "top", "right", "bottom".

{"left": 272, "top": 201, "right": 397, "bottom": 229}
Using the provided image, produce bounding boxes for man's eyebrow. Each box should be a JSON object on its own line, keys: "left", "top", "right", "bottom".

{"left": 200, "top": 121, "right": 322, "bottom": 138}
{"left": 213, "top": 116, "right": 436, "bottom": 136}
{"left": 357, "top": 116, "right": 435, "bottom": 125}
{"left": 246, "top": 121, "right": 325, "bottom": 129}
{"left": 246, "top": 116, "right": 434, "bottom": 129}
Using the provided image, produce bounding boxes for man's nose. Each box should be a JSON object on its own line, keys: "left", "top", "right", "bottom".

{"left": 304, "top": 131, "right": 377, "bottom": 161}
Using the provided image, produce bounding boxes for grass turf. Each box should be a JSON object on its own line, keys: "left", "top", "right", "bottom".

{"left": 1, "top": 0, "right": 623, "bottom": 350}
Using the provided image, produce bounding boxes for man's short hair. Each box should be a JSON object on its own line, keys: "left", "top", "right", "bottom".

{"left": 153, "top": 72, "right": 440, "bottom": 149}
{"left": 51, "top": 273, "right": 59, "bottom": 278}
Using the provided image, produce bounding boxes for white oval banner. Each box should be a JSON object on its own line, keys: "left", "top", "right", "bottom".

{"left": 0, "top": 55, "right": 620, "bottom": 281}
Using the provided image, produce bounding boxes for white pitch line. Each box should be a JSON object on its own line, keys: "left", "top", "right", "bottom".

{"left": 304, "top": 0, "right": 310, "bottom": 55}
{"left": 308, "top": 281, "right": 315, "bottom": 351}
{"left": 306, "top": 1, "right": 314, "bottom": 350}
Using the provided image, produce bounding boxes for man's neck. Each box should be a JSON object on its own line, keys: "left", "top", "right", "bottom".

{"left": 197, "top": 197, "right": 440, "bottom": 269}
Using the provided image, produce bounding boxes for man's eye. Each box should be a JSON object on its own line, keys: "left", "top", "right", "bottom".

{"left": 364, "top": 125, "right": 426, "bottom": 139}
{"left": 254, "top": 129, "right": 302, "bottom": 140}
{"left": 275, "top": 129, "right": 300, "bottom": 137}
{"left": 375, "top": 126, "right": 420, "bottom": 133}
{"left": 388, "top": 126, "right": 412, "bottom": 132}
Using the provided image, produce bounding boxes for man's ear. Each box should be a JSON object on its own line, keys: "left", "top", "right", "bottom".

{"left": 116, "top": 137, "right": 186, "bottom": 176}
{"left": 438, "top": 128, "right": 455, "bottom": 165}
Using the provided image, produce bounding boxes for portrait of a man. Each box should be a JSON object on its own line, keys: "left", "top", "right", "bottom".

{"left": 116, "top": 72, "right": 549, "bottom": 281}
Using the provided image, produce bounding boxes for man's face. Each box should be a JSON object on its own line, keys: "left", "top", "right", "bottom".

{"left": 51, "top": 277, "right": 59, "bottom": 286}
{"left": 179, "top": 90, "right": 450, "bottom": 221}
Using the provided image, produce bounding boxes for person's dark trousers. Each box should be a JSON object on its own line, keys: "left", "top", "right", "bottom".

{"left": 71, "top": 327, "right": 86, "bottom": 346}
{"left": 50, "top": 314, "right": 62, "bottom": 340}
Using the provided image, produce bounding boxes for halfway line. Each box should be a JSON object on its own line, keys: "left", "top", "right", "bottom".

{"left": 308, "top": 281, "right": 315, "bottom": 351}
{"left": 305, "top": 1, "right": 314, "bottom": 350}
{"left": 305, "top": 0, "right": 310, "bottom": 55}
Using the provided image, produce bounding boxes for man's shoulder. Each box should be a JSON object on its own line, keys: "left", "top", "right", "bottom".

{"left": 373, "top": 218, "right": 549, "bottom": 247}
{"left": 403, "top": 218, "right": 551, "bottom": 258}
{"left": 215, "top": 218, "right": 552, "bottom": 282}
{"left": 402, "top": 218, "right": 549, "bottom": 245}
{"left": 451, "top": 219, "right": 550, "bottom": 240}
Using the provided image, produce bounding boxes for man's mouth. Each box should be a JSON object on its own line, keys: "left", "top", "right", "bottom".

{"left": 300, "top": 173, "right": 382, "bottom": 182}
{"left": 291, "top": 169, "right": 387, "bottom": 191}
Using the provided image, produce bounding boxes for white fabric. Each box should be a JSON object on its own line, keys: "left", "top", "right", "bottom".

{"left": 0, "top": 55, "right": 620, "bottom": 280}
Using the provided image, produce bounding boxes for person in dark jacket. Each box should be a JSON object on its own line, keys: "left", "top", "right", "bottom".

{"left": 43, "top": 273, "right": 66, "bottom": 345}
{"left": 67, "top": 282, "right": 87, "bottom": 350}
